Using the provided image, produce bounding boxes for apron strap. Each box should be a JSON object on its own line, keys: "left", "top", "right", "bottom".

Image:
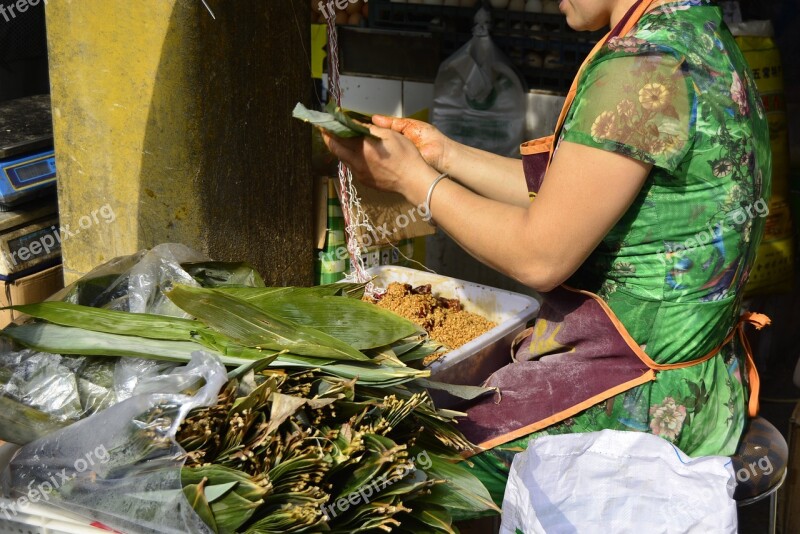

{"left": 645, "top": 311, "right": 768, "bottom": 417}
{"left": 549, "top": 0, "right": 658, "bottom": 168}
{"left": 739, "top": 312, "right": 770, "bottom": 417}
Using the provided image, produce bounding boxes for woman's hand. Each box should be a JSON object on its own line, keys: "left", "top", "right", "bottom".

{"left": 320, "top": 124, "right": 435, "bottom": 200}
{"left": 371, "top": 115, "right": 450, "bottom": 173}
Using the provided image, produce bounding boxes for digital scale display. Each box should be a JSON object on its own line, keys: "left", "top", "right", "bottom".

{"left": 13, "top": 159, "right": 54, "bottom": 183}
{"left": 4, "top": 153, "right": 56, "bottom": 187}
{"left": 0, "top": 150, "right": 57, "bottom": 207}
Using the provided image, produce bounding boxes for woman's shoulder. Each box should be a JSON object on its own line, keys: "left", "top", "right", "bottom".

{"left": 595, "top": 1, "right": 728, "bottom": 66}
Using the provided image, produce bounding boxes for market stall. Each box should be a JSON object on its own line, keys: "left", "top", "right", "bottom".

{"left": 0, "top": 0, "right": 798, "bottom": 532}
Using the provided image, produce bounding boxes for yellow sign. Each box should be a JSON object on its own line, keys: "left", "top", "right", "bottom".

{"left": 311, "top": 24, "right": 327, "bottom": 80}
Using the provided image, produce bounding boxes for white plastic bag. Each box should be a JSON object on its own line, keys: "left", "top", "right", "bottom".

{"left": 1, "top": 351, "right": 228, "bottom": 534}
{"left": 501, "top": 430, "right": 737, "bottom": 534}
{"left": 432, "top": 8, "right": 527, "bottom": 158}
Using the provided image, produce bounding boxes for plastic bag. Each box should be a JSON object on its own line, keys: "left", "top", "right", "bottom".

{"left": 1, "top": 351, "right": 227, "bottom": 534}
{"left": 432, "top": 8, "right": 527, "bottom": 158}
{"left": 1, "top": 349, "right": 117, "bottom": 421}
{"left": 54, "top": 242, "right": 209, "bottom": 316}
{"left": 0, "top": 244, "right": 266, "bottom": 445}
{"left": 500, "top": 430, "right": 737, "bottom": 534}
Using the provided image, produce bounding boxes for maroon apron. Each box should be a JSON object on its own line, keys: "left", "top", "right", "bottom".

{"left": 459, "top": 0, "right": 766, "bottom": 455}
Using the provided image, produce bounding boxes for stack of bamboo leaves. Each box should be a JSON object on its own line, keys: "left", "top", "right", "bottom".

{"left": 176, "top": 367, "right": 497, "bottom": 533}
{"left": 0, "top": 280, "right": 499, "bottom": 531}
{"left": 2, "top": 283, "right": 443, "bottom": 388}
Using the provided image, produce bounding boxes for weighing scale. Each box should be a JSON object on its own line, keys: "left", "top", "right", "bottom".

{"left": 0, "top": 94, "right": 57, "bottom": 209}
{"left": 0, "top": 95, "right": 60, "bottom": 278}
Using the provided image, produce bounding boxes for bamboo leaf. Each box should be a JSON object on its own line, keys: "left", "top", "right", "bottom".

{"left": 397, "top": 341, "right": 443, "bottom": 363}
{"left": 256, "top": 296, "right": 423, "bottom": 350}
{"left": 182, "top": 465, "right": 269, "bottom": 501}
{"left": 220, "top": 282, "right": 366, "bottom": 302}
{"left": 415, "top": 379, "right": 496, "bottom": 401}
{"left": 421, "top": 453, "right": 501, "bottom": 514}
{"left": 184, "top": 480, "right": 219, "bottom": 534}
{"left": 293, "top": 102, "right": 376, "bottom": 138}
{"left": 0, "top": 323, "right": 254, "bottom": 366}
{"left": 7, "top": 301, "right": 204, "bottom": 341}
{"left": 267, "top": 393, "right": 307, "bottom": 434}
{"left": 325, "top": 100, "right": 375, "bottom": 135}
{"left": 0, "top": 395, "right": 70, "bottom": 445}
{"left": 211, "top": 489, "right": 263, "bottom": 534}
{"left": 204, "top": 481, "right": 238, "bottom": 504}
{"left": 167, "top": 285, "right": 370, "bottom": 362}
{"left": 406, "top": 505, "right": 457, "bottom": 533}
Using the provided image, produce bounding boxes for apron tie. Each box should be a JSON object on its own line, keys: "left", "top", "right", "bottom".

{"left": 738, "top": 311, "right": 770, "bottom": 418}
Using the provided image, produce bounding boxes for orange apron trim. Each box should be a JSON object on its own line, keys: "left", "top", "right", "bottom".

{"left": 519, "top": 137, "right": 554, "bottom": 157}
{"left": 563, "top": 284, "right": 766, "bottom": 416}
{"left": 470, "top": 370, "right": 657, "bottom": 454}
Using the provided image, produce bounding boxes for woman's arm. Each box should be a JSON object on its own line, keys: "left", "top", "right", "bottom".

{"left": 411, "top": 141, "right": 651, "bottom": 291}
{"left": 323, "top": 127, "right": 651, "bottom": 292}
{"left": 372, "top": 116, "right": 530, "bottom": 208}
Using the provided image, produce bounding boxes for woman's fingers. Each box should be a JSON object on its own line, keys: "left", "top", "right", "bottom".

{"left": 371, "top": 114, "right": 395, "bottom": 128}
{"left": 320, "top": 130, "right": 360, "bottom": 164}
{"left": 372, "top": 114, "right": 415, "bottom": 134}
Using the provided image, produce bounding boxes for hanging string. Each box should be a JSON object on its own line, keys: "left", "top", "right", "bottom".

{"left": 321, "top": 12, "right": 437, "bottom": 290}
{"left": 325, "top": 18, "right": 377, "bottom": 291}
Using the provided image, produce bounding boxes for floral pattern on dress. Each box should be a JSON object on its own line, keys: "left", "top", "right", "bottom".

{"left": 554, "top": 0, "right": 767, "bottom": 455}
{"left": 649, "top": 397, "right": 688, "bottom": 441}
{"left": 467, "top": 3, "right": 770, "bottom": 505}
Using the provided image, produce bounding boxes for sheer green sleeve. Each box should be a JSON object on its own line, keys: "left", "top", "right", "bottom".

{"left": 561, "top": 42, "right": 695, "bottom": 172}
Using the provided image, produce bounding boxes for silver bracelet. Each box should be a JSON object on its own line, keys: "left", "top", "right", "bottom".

{"left": 424, "top": 172, "right": 449, "bottom": 226}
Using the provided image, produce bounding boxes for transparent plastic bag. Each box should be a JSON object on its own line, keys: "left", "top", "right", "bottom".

{"left": 0, "top": 348, "right": 120, "bottom": 444}
{"left": 1, "top": 351, "right": 227, "bottom": 534}
{"left": 53, "top": 243, "right": 209, "bottom": 316}
{"left": 0, "top": 244, "right": 265, "bottom": 445}
{"left": 432, "top": 8, "right": 527, "bottom": 158}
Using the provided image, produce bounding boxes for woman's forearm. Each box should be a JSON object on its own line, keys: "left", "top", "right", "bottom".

{"left": 440, "top": 139, "right": 530, "bottom": 208}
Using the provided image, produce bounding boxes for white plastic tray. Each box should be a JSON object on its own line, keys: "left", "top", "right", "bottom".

{"left": 366, "top": 266, "right": 540, "bottom": 405}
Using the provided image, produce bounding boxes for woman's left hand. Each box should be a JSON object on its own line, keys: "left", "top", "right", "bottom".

{"left": 320, "top": 124, "right": 433, "bottom": 199}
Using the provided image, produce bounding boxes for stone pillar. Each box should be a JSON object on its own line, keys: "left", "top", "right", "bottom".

{"left": 46, "top": 0, "right": 313, "bottom": 285}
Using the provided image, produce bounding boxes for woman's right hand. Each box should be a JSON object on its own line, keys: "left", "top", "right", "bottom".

{"left": 371, "top": 115, "right": 450, "bottom": 173}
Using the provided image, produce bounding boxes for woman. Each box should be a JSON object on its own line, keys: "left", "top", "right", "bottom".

{"left": 323, "top": 0, "right": 771, "bottom": 507}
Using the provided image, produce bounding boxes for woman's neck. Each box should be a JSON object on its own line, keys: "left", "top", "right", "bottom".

{"left": 610, "top": 0, "right": 664, "bottom": 28}
{"left": 609, "top": 0, "right": 639, "bottom": 28}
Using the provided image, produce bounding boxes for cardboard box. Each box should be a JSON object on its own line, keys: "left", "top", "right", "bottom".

{"left": 780, "top": 401, "right": 800, "bottom": 533}
{"left": 314, "top": 175, "right": 435, "bottom": 249}
{"left": 0, "top": 264, "right": 64, "bottom": 328}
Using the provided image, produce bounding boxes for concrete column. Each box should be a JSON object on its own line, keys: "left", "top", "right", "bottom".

{"left": 46, "top": 0, "right": 313, "bottom": 285}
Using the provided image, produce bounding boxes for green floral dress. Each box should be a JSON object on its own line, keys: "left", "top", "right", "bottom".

{"left": 469, "top": 0, "right": 771, "bottom": 508}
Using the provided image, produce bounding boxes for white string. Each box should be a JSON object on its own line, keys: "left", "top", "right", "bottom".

{"left": 325, "top": 18, "right": 438, "bottom": 292}
{"left": 326, "top": 20, "right": 376, "bottom": 293}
